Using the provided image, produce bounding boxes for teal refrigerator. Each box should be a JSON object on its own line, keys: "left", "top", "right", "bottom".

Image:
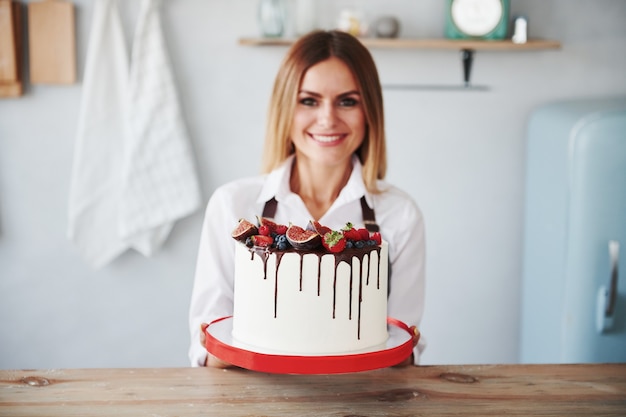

{"left": 520, "top": 96, "right": 626, "bottom": 363}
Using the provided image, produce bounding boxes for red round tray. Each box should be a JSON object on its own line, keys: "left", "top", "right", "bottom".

{"left": 204, "top": 316, "right": 416, "bottom": 374}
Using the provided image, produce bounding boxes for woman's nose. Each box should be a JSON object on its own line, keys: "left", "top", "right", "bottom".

{"left": 316, "top": 103, "right": 337, "bottom": 127}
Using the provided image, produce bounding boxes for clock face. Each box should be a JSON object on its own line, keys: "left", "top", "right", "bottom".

{"left": 451, "top": 0, "right": 503, "bottom": 37}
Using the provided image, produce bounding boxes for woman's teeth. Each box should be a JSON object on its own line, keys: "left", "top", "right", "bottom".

{"left": 311, "top": 134, "right": 342, "bottom": 143}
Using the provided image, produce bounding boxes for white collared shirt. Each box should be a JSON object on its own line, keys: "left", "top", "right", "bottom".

{"left": 188, "top": 155, "right": 426, "bottom": 366}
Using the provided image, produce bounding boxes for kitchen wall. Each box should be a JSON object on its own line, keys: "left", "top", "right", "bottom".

{"left": 1, "top": 0, "right": 625, "bottom": 369}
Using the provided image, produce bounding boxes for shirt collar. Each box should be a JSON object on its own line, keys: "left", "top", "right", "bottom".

{"left": 256, "top": 154, "right": 372, "bottom": 207}
{"left": 256, "top": 155, "right": 295, "bottom": 205}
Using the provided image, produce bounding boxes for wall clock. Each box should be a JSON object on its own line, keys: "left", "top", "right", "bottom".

{"left": 445, "top": 0, "right": 509, "bottom": 40}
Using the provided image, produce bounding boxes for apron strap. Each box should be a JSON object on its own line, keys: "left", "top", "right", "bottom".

{"left": 261, "top": 196, "right": 379, "bottom": 232}
{"left": 262, "top": 197, "right": 278, "bottom": 219}
{"left": 360, "top": 196, "right": 379, "bottom": 232}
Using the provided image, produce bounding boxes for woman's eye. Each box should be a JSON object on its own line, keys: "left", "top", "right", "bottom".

{"left": 299, "top": 97, "right": 317, "bottom": 106}
{"left": 339, "top": 97, "right": 359, "bottom": 107}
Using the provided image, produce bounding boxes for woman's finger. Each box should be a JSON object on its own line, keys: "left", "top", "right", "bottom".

{"left": 199, "top": 323, "right": 209, "bottom": 347}
{"left": 410, "top": 326, "right": 419, "bottom": 347}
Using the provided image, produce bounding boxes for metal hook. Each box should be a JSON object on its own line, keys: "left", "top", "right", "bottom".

{"left": 462, "top": 49, "right": 474, "bottom": 88}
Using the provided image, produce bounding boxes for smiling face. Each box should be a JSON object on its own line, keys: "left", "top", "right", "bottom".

{"left": 289, "top": 57, "right": 366, "bottom": 170}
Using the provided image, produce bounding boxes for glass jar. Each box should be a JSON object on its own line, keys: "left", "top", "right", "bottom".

{"left": 258, "top": 0, "right": 285, "bottom": 38}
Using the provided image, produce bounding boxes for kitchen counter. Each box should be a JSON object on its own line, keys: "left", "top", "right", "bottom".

{"left": 1, "top": 363, "right": 625, "bottom": 416}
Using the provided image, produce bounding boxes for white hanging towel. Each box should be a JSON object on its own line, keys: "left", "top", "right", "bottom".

{"left": 68, "top": 0, "right": 201, "bottom": 268}
{"left": 67, "top": 0, "right": 131, "bottom": 267}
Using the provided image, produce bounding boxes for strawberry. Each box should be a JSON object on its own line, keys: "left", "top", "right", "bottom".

{"left": 371, "top": 231, "right": 382, "bottom": 245}
{"left": 322, "top": 230, "right": 346, "bottom": 253}
{"left": 342, "top": 222, "right": 362, "bottom": 241}
{"left": 357, "top": 228, "right": 370, "bottom": 241}
{"left": 258, "top": 225, "right": 271, "bottom": 236}
{"left": 251, "top": 235, "right": 274, "bottom": 247}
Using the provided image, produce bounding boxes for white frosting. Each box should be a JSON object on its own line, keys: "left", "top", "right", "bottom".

{"left": 232, "top": 241, "right": 389, "bottom": 354}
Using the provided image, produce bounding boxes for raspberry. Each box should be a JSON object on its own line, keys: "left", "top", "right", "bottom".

{"left": 258, "top": 225, "right": 271, "bottom": 236}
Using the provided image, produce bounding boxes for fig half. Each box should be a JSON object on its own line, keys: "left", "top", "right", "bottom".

{"left": 286, "top": 224, "right": 321, "bottom": 250}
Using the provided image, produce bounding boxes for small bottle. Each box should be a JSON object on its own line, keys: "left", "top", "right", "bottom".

{"left": 258, "top": 0, "right": 286, "bottom": 38}
{"left": 512, "top": 16, "right": 528, "bottom": 44}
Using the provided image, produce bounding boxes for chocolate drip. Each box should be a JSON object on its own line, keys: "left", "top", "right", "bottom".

{"left": 299, "top": 253, "right": 304, "bottom": 291}
{"left": 274, "top": 252, "right": 285, "bottom": 318}
{"left": 377, "top": 250, "right": 381, "bottom": 289}
{"left": 245, "top": 245, "right": 382, "bottom": 340}
{"left": 250, "top": 247, "right": 270, "bottom": 280}
{"left": 331, "top": 249, "right": 380, "bottom": 340}
{"left": 363, "top": 253, "right": 369, "bottom": 286}
{"left": 355, "top": 255, "right": 363, "bottom": 337}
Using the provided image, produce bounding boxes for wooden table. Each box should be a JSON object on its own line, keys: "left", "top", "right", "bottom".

{"left": 1, "top": 364, "right": 625, "bottom": 416}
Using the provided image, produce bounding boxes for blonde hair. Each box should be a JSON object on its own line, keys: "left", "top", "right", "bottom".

{"left": 260, "top": 30, "right": 387, "bottom": 193}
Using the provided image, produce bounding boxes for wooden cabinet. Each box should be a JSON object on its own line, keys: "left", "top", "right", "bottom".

{"left": 0, "top": 0, "right": 23, "bottom": 97}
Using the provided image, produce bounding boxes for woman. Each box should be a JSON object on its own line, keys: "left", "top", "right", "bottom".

{"left": 189, "top": 30, "right": 425, "bottom": 368}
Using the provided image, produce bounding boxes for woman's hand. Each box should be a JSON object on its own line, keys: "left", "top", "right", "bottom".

{"left": 200, "top": 323, "right": 234, "bottom": 368}
{"left": 393, "top": 325, "right": 419, "bottom": 367}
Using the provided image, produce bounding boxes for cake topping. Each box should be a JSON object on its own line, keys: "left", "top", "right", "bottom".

{"left": 322, "top": 230, "right": 346, "bottom": 253}
{"left": 342, "top": 222, "right": 362, "bottom": 241}
{"left": 307, "top": 220, "right": 332, "bottom": 236}
{"left": 232, "top": 218, "right": 382, "bottom": 253}
{"left": 256, "top": 216, "right": 279, "bottom": 233}
{"left": 285, "top": 223, "right": 322, "bottom": 250}
{"left": 231, "top": 218, "right": 258, "bottom": 241}
{"left": 250, "top": 235, "right": 273, "bottom": 247}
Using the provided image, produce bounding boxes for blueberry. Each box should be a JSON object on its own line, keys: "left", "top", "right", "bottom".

{"left": 245, "top": 237, "right": 253, "bottom": 247}
{"left": 355, "top": 241, "right": 365, "bottom": 249}
{"left": 277, "top": 241, "right": 288, "bottom": 250}
{"left": 345, "top": 241, "right": 354, "bottom": 249}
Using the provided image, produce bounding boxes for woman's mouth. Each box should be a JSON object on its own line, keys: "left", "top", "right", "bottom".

{"left": 309, "top": 133, "right": 345, "bottom": 144}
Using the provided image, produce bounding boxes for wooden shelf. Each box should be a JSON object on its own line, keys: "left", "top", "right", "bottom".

{"left": 238, "top": 36, "right": 561, "bottom": 91}
{"left": 238, "top": 37, "right": 561, "bottom": 51}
